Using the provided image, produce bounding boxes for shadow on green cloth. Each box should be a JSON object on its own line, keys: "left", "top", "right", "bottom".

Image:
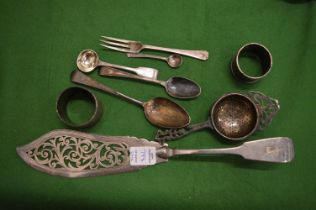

{"left": 284, "top": 0, "right": 314, "bottom": 4}
{"left": 0, "top": 194, "right": 124, "bottom": 210}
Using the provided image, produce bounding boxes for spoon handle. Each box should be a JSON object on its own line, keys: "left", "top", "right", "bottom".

{"left": 155, "top": 120, "right": 211, "bottom": 142}
{"left": 127, "top": 53, "right": 167, "bottom": 61}
{"left": 98, "top": 61, "right": 158, "bottom": 80}
{"left": 166, "top": 137, "right": 294, "bottom": 163}
{"left": 99, "top": 67, "right": 165, "bottom": 86}
{"left": 246, "top": 91, "right": 280, "bottom": 131}
{"left": 71, "top": 70, "right": 143, "bottom": 107}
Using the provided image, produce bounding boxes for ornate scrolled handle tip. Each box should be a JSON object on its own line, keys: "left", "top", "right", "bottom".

{"left": 246, "top": 91, "right": 280, "bottom": 131}
{"left": 155, "top": 128, "right": 186, "bottom": 142}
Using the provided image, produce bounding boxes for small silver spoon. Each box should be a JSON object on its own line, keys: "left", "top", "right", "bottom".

{"left": 76, "top": 49, "right": 158, "bottom": 79}
{"left": 127, "top": 53, "right": 183, "bottom": 68}
{"left": 100, "top": 67, "right": 201, "bottom": 99}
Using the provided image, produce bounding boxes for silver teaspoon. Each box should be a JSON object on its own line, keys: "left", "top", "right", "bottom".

{"left": 127, "top": 53, "right": 183, "bottom": 68}
{"left": 76, "top": 49, "right": 158, "bottom": 79}
{"left": 100, "top": 67, "right": 201, "bottom": 99}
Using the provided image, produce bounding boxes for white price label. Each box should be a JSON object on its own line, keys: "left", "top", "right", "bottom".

{"left": 129, "top": 147, "right": 156, "bottom": 166}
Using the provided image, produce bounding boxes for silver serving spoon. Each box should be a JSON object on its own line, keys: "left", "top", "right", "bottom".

{"left": 127, "top": 53, "right": 183, "bottom": 68}
{"left": 17, "top": 129, "right": 295, "bottom": 178}
{"left": 99, "top": 67, "right": 201, "bottom": 99}
{"left": 76, "top": 49, "right": 158, "bottom": 79}
{"left": 71, "top": 70, "right": 190, "bottom": 128}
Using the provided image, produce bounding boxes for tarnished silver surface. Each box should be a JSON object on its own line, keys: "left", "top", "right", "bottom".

{"left": 246, "top": 91, "right": 280, "bottom": 130}
{"left": 161, "top": 137, "right": 294, "bottom": 163}
{"left": 76, "top": 49, "right": 158, "bottom": 79}
{"left": 127, "top": 53, "right": 183, "bottom": 68}
{"left": 17, "top": 130, "right": 294, "bottom": 178}
{"left": 99, "top": 67, "right": 201, "bottom": 99}
{"left": 100, "top": 35, "right": 209, "bottom": 60}
{"left": 211, "top": 93, "right": 258, "bottom": 140}
{"left": 155, "top": 92, "right": 279, "bottom": 142}
{"left": 231, "top": 43, "right": 272, "bottom": 83}
{"left": 16, "top": 129, "right": 166, "bottom": 178}
{"left": 56, "top": 87, "right": 103, "bottom": 128}
{"left": 71, "top": 70, "right": 191, "bottom": 128}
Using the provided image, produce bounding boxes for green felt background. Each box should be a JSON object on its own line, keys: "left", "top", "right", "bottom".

{"left": 0, "top": 0, "right": 315, "bottom": 209}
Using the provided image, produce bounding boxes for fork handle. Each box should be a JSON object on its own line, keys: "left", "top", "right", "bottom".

{"left": 143, "top": 45, "right": 209, "bottom": 60}
{"left": 127, "top": 53, "right": 167, "bottom": 61}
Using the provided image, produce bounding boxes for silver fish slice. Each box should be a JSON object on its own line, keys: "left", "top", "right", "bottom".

{"left": 17, "top": 129, "right": 294, "bottom": 178}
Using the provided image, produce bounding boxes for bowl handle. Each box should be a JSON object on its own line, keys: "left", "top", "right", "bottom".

{"left": 246, "top": 91, "right": 280, "bottom": 131}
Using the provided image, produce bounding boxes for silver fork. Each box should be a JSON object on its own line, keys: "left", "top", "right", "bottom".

{"left": 100, "top": 36, "right": 209, "bottom": 60}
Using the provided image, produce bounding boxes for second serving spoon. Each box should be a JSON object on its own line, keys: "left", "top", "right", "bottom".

{"left": 99, "top": 67, "right": 201, "bottom": 99}
{"left": 71, "top": 70, "right": 190, "bottom": 128}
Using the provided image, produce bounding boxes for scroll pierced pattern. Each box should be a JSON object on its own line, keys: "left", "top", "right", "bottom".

{"left": 247, "top": 91, "right": 280, "bottom": 131}
{"left": 155, "top": 127, "right": 190, "bottom": 142}
{"left": 26, "top": 136, "right": 129, "bottom": 171}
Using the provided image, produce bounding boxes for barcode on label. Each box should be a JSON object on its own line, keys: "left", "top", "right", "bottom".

{"left": 129, "top": 147, "right": 156, "bottom": 166}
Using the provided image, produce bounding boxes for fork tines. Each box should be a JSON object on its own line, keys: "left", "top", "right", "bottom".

{"left": 100, "top": 36, "right": 133, "bottom": 53}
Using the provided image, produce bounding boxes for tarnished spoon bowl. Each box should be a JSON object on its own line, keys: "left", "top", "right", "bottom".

{"left": 211, "top": 93, "right": 259, "bottom": 140}
{"left": 165, "top": 77, "right": 201, "bottom": 99}
{"left": 99, "top": 67, "right": 201, "bottom": 99}
{"left": 167, "top": 54, "right": 183, "bottom": 68}
{"left": 144, "top": 97, "right": 190, "bottom": 128}
{"left": 77, "top": 49, "right": 99, "bottom": 72}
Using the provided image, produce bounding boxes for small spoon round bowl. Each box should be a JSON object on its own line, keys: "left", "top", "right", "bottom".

{"left": 165, "top": 77, "right": 201, "bottom": 99}
{"left": 143, "top": 97, "right": 191, "bottom": 128}
{"left": 77, "top": 49, "right": 99, "bottom": 73}
{"left": 211, "top": 93, "right": 259, "bottom": 140}
{"left": 167, "top": 54, "right": 183, "bottom": 68}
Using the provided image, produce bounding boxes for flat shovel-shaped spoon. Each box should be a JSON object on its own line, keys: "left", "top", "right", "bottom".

{"left": 71, "top": 70, "right": 190, "bottom": 128}
{"left": 99, "top": 67, "right": 201, "bottom": 99}
{"left": 16, "top": 129, "right": 295, "bottom": 178}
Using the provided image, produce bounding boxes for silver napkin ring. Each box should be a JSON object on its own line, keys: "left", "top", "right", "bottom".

{"left": 56, "top": 87, "right": 103, "bottom": 128}
{"left": 231, "top": 43, "right": 272, "bottom": 83}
